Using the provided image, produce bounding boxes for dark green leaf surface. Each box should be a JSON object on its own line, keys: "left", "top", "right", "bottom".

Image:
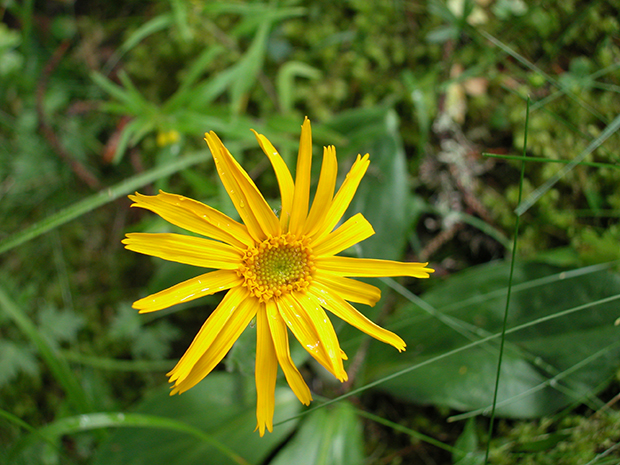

{"left": 366, "top": 261, "right": 620, "bottom": 418}
{"left": 270, "top": 402, "right": 364, "bottom": 465}
{"left": 93, "top": 372, "right": 300, "bottom": 465}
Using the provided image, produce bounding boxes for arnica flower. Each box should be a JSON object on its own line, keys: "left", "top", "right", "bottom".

{"left": 123, "top": 118, "right": 434, "bottom": 436}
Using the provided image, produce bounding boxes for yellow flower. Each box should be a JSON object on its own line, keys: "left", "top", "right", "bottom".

{"left": 123, "top": 118, "right": 434, "bottom": 436}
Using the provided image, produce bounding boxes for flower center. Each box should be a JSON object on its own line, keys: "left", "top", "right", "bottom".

{"left": 240, "top": 233, "right": 315, "bottom": 302}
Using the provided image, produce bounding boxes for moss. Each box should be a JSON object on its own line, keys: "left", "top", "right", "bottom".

{"left": 490, "top": 411, "right": 620, "bottom": 464}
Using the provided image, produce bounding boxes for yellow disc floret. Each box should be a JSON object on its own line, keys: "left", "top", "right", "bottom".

{"left": 240, "top": 233, "right": 315, "bottom": 301}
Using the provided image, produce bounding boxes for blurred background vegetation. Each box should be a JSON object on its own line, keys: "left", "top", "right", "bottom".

{"left": 1, "top": 0, "right": 619, "bottom": 463}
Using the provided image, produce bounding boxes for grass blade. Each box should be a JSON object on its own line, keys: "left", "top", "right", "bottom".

{"left": 0, "top": 151, "right": 210, "bottom": 255}
{"left": 483, "top": 153, "right": 620, "bottom": 171}
{"left": 9, "top": 412, "right": 250, "bottom": 465}
{"left": 0, "top": 287, "right": 92, "bottom": 413}
{"left": 483, "top": 97, "right": 529, "bottom": 463}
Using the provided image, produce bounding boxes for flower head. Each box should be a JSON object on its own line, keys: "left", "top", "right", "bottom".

{"left": 123, "top": 118, "right": 434, "bottom": 435}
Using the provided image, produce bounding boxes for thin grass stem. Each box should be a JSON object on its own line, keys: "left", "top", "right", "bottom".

{"left": 483, "top": 96, "right": 529, "bottom": 464}
{"left": 355, "top": 409, "right": 463, "bottom": 456}
{"left": 515, "top": 111, "right": 620, "bottom": 216}
{"left": 449, "top": 339, "right": 620, "bottom": 422}
{"left": 483, "top": 153, "right": 620, "bottom": 171}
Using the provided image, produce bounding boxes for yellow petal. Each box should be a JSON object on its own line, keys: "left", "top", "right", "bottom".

{"left": 265, "top": 300, "right": 312, "bottom": 405}
{"left": 169, "top": 295, "right": 257, "bottom": 394}
{"left": 132, "top": 269, "right": 242, "bottom": 313}
{"left": 311, "top": 213, "right": 374, "bottom": 257}
{"left": 129, "top": 191, "right": 253, "bottom": 249}
{"left": 292, "top": 292, "right": 348, "bottom": 382}
{"left": 276, "top": 295, "right": 342, "bottom": 378}
{"left": 251, "top": 129, "right": 294, "bottom": 230}
{"left": 312, "top": 270, "right": 381, "bottom": 307}
{"left": 316, "top": 256, "right": 435, "bottom": 278}
{"left": 255, "top": 303, "right": 278, "bottom": 436}
{"left": 304, "top": 145, "right": 338, "bottom": 237}
{"left": 204, "top": 132, "right": 280, "bottom": 241}
{"left": 288, "top": 117, "right": 312, "bottom": 235}
{"left": 313, "top": 154, "right": 370, "bottom": 242}
{"left": 122, "top": 233, "right": 242, "bottom": 270}
{"left": 309, "top": 284, "right": 405, "bottom": 352}
{"left": 168, "top": 288, "right": 251, "bottom": 386}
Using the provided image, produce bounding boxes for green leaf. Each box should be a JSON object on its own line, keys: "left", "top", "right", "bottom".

{"left": 91, "top": 71, "right": 136, "bottom": 110}
{"left": 102, "top": 13, "right": 173, "bottom": 74}
{"left": 165, "top": 46, "right": 225, "bottom": 112}
{"left": 327, "top": 107, "right": 411, "bottom": 261}
{"left": 453, "top": 418, "right": 485, "bottom": 465}
{"left": 92, "top": 372, "right": 301, "bottom": 465}
{"left": 111, "top": 116, "right": 153, "bottom": 163}
{"left": 230, "top": 21, "right": 271, "bottom": 114}
{"left": 11, "top": 412, "right": 248, "bottom": 465}
{"left": 270, "top": 402, "right": 364, "bottom": 465}
{"left": 0, "top": 340, "right": 39, "bottom": 386}
{"left": 131, "top": 321, "right": 180, "bottom": 360}
{"left": 109, "top": 305, "right": 180, "bottom": 360}
{"left": 276, "top": 61, "right": 321, "bottom": 114}
{"left": 366, "top": 261, "right": 620, "bottom": 418}
{"left": 225, "top": 321, "right": 257, "bottom": 378}
{"left": 0, "top": 286, "right": 92, "bottom": 413}
{"left": 37, "top": 305, "right": 85, "bottom": 347}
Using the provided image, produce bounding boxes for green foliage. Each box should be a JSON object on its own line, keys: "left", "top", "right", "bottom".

{"left": 453, "top": 418, "right": 485, "bottom": 465}
{"left": 367, "top": 261, "right": 620, "bottom": 418}
{"left": 1, "top": 0, "right": 619, "bottom": 463}
{"left": 0, "top": 340, "right": 39, "bottom": 387}
{"left": 37, "top": 305, "right": 85, "bottom": 349}
{"left": 489, "top": 412, "right": 620, "bottom": 464}
{"left": 271, "top": 402, "right": 364, "bottom": 465}
{"left": 109, "top": 305, "right": 180, "bottom": 360}
{"left": 92, "top": 372, "right": 301, "bottom": 465}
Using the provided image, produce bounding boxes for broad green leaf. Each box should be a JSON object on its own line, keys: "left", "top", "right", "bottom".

{"left": 327, "top": 107, "right": 411, "bottom": 261}
{"left": 11, "top": 412, "right": 247, "bottom": 465}
{"left": 270, "top": 402, "right": 364, "bottom": 465}
{"left": 225, "top": 322, "right": 257, "bottom": 378}
{"left": 92, "top": 372, "right": 301, "bottom": 465}
{"left": 366, "top": 261, "right": 620, "bottom": 418}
